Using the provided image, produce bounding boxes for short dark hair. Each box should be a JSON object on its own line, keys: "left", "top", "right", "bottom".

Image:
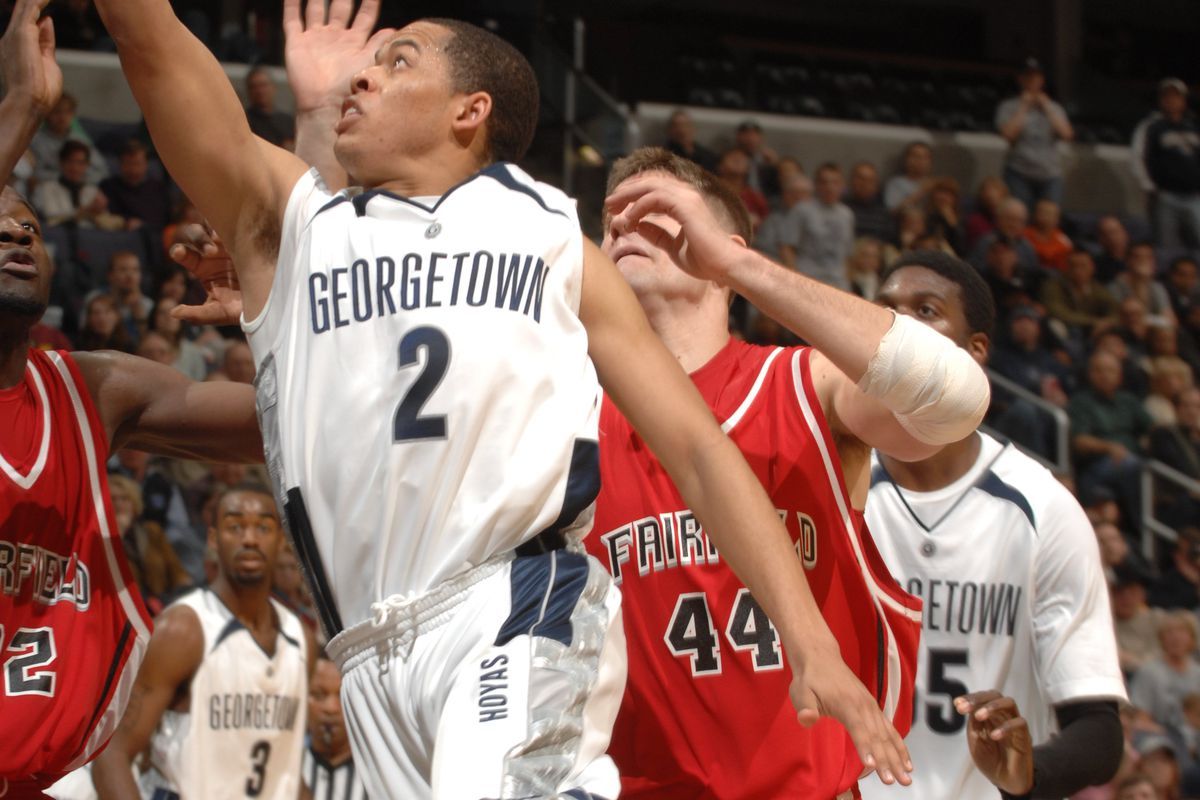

{"left": 606, "top": 146, "right": 753, "bottom": 243}
{"left": 59, "top": 140, "right": 90, "bottom": 163}
{"left": 214, "top": 483, "right": 278, "bottom": 519}
{"left": 118, "top": 138, "right": 147, "bottom": 159}
{"left": 424, "top": 18, "right": 538, "bottom": 164}
{"left": 879, "top": 249, "right": 996, "bottom": 338}
{"left": 1170, "top": 255, "right": 1198, "bottom": 272}
{"left": 815, "top": 161, "right": 842, "bottom": 178}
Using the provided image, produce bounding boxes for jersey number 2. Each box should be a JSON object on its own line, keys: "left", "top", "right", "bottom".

{"left": 393, "top": 326, "right": 450, "bottom": 441}
{"left": 0, "top": 625, "right": 57, "bottom": 697}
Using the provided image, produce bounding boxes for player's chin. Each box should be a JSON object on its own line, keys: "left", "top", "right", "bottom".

{"left": 230, "top": 569, "right": 269, "bottom": 586}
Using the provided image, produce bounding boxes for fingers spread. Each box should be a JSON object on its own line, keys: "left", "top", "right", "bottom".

{"left": 353, "top": 0, "right": 382, "bottom": 32}
{"left": 304, "top": 0, "right": 327, "bottom": 29}
{"left": 283, "top": 0, "right": 303, "bottom": 35}
{"left": 327, "top": 0, "right": 353, "bottom": 28}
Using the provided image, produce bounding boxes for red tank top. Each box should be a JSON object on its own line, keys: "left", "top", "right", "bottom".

{"left": 0, "top": 349, "right": 151, "bottom": 793}
{"left": 586, "top": 339, "right": 921, "bottom": 799}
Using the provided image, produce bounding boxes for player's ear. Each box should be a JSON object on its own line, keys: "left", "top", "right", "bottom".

{"left": 967, "top": 332, "right": 990, "bottom": 366}
{"left": 728, "top": 233, "right": 747, "bottom": 249}
{"left": 451, "top": 91, "right": 492, "bottom": 135}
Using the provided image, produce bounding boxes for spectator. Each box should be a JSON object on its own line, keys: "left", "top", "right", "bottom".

{"left": 924, "top": 176, "right": 964, "bottom": 254}
{"left": 1145, "top": 357, "right": 1194, "bottom": 426}
{"left": 75, "top": 294, "right": 133, "bottom": 352}
{"left": 1130, "top": 612, "right": 1200, "bottom": 732}
{"left": 136, "top": 330, "right": 174, "bottom": 366}
{"left": 1148, "top": 528, "right": 1200, "bottom": 610}
{"left": 110, "top": 448, "right": 201, "bottom": 585}
{"left": 1025, "top": 198, "right": 1073, "bottom": 271}
{"left": 1165, "top": 257, "right": 1200, "bottom": 329}
{"left": 1114, "top": 773, "right": 1157, "bottom": 800}
{"left": 663, "top": 109, "right": 717, "bottom": 172}
{"left": 1150, "top": 387, "right": 1200, "bottom": 480}
{"left": 965, "top": 175, "right": 1008, "bottom": 250}
{"left": 49, "top": 0, "right": 107, "bottom": 51}
{"left": 732, "top": 119, "right": 779, "bottom": 198}
{"left": 28, "top": 92, "right": 107, "bottom": 185}
{"left": 716, "top": 147, "right": 769, "bottom": 229}
{"left": 150, "top": 298, "right": 208, "bottom": 381}
{"left": 846, "top": 237, "right": 886, "bottom": 300}
{"left": 844, "top": 160, "right": 891, "bottom": 241}
{"left": 243, "top": 65, "right": 294, "bottom": 149}
{"left": 81, "top": 250, "right": 153, "bottom": 345}
{"left": 1132, "top": 78, "right": 1200, "bottom": 250}
{"left": 995, "top": 57, "right": 1074, "bottom": 207}
{"left": 1069, "top": 349, "right": 1152, "bottom": 529}
{"left": 1112, "top": 567, "right": 1167, "bottom": 678}
{"left": 970, "top": 196, "right": 1039, "bottom": 273}
{"left": 989, "top": 305, "right": 1069, "bottom": 456}
{"left": 107, "top": 472, "right": 192, "bottom": 615}
{"left": 883, "top": 140, "right": 932, "bottom": 210}
{"left": 1042, "top": 249, "right": 1120, "bottom": 341}
{"left": 1134, "top": 734, "right": 1184, "bottom": 800}
{"left": 981, "top": 241, "right": 1038, "bottom": 318}
{"left": 1096, "top": 215, "right": 1134, "bottom": 284}
{"left": 1097, "top": 326, "right": 1151, "bottom": 399}
{"left": 755, "top": 172, "right": 811, "bottom": 263}
{"left": 779, "top": 162, "right": 854, "bottom": 290}
{"left": 222, "top": 340, "right": 256, "bottom": 384}
{"left": 1110, "top": 242, "right": 1178, "bottom": 328}
{"left": 98, "top": 138, "right": 170, "bottom": 232}
{"left": 888, "top": 203, "right": 929, "bottom": 256}
{"left": 31, "top": 140, "right": 116, "bottom": 228}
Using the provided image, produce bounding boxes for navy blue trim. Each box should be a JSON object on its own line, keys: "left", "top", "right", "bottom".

{"left": 213, "top": 617, "right": 244, "bottom": 651}
{"left": 316, "top": 195, "right": 349, "bottom": 217}
{"left": 482, "top": 162, "right": 569, "bottom": 219}
{"left": 284, "top": 488, "right": 344, "bottom": 637}
{"left": 495, "top": 551, "right": 590, "bottom": 647}
{"left": 869, "top": 462, "right": 890, "bottom": 488}
{"left": 536, "top": 439, "right": 600, "bottom": 540}
{"left": 151, "top": 790, "right": 181, "bottom": 800}
{"left": 278, "top": 626, "right": 301, "bottom": 649}
{"left": 978, "top": 470, "right": 1037, "bottom": 529}
{"left": 562, "top": 791, "right": 612, "bottom": 800}
{"left": 79, "top": 620, "right": 132, "bottom": 752}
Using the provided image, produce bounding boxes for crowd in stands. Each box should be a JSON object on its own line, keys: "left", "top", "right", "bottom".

{"left": 5, "top": 3, "right": 1200, "bottom": 798}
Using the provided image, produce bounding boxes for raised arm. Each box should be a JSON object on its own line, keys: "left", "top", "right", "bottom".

{"left": 0, "top": 0, "right": 62, "bottom": 183}
{"left": 92, "top": 604, "right": 204, "bottom": 799}
{"left": 92, "top": 0, "right": 307, "bottom": 317}
{"left": 75, "top": 350, "right": 263, "bottom": 463}
{"left": 580, "top": 238, "right": 912, "bottom": 786}
{"left": 605, "top": 174, "right": 989, "bottom": 468}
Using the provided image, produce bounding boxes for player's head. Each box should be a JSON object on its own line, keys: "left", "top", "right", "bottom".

{"left": 602, "top": 147, "right": 750, "bottom": 307}
{"left": 876, "top": 250, "right": 994, "bottom": 364}
{"left": 208, "top": 484, "right": 284, "bottom": 588}
{"left": 335, "top": 19, "right": 537, "bottom": 187}
{"left": 0, "top": 187, "right": 52, "bottom": 326}
{"left": 308, "top": 656, "right": 350, "bottom": 756}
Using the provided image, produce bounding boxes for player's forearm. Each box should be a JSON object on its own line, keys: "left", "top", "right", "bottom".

{"left": 295, "top": 107, "right": 348, "bottom": 191}
{"left": 1004, "top": 701, "right": 1122, "bottom": 799}
{"left": 672, "top": 425, "right": 839, "bottom": 661}
{"left": 0, "top": 93, "right": 42, "bottom": 185}
{"left": 724, "top": 247, "right": 892, "bottom": 380}
{"left": 91, "top": 745, "right": 141, "bottom": 799}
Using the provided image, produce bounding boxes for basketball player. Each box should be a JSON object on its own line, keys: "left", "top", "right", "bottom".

{"left": 91, "top": 0, "right": 921, "bottom": 793}
{"left": 859, "top": 252, "right": 1127, "bottom": 800}
{"left": 92, "top": 485, "right": 315, "bottom": 799}
{"left": 0, "top": 3, "right": 262, "bottom": 795}
{"left": 589, "top": 150, "right": 994, "bottom": 797}
{"left": 301, "top": 656, "right": 367, "bottom": 800}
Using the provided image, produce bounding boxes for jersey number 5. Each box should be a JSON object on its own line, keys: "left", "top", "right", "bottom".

{"left": 0, "top": 625, "right": 57, "bottom": 697}
{"left": 393, "top": 326, "right": 450, "bottom": 442}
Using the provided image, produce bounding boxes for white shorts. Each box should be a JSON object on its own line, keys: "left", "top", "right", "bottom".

{"left": 327, "top": 548, "right": 625, "bottom": 799}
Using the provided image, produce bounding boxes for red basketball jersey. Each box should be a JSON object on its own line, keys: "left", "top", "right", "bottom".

{"left": 586, "top": 339, "right": 921, "bottom": 799}
{"left": 0, "top": 349, "right": 151, "bottom": 793}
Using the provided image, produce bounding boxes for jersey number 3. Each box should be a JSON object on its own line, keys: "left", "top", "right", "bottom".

{"left": 0, "top": 625, "right": 57, "bottom": 697}
{"left": 393, "top": 326, "right": 450, "bottom": 442}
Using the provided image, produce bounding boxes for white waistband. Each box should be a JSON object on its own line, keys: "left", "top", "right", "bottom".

{"left": 327, "top": 553, "right": 511, "bottom": 672}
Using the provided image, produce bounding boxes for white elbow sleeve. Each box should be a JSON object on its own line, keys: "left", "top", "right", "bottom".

{"left": 857, "top": 312, "right": 991, "bottom": 445}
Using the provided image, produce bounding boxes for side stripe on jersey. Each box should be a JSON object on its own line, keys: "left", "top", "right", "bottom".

{"left": 46, "top": 352, "right": 151, "bottom": 644}
{"left": 0, "top": 359, "right": 51, "bottom": 489}
{"left": 720, "top": 347, "right": 784, "bottom": 433}
{"left": 537, "top": 439, "right": 600, "bottom": 541}
{"left": 78, "top": 621, "right": 133, "bottom": 747}
{"left": 789, "top": 350, "right": 919, "bottom": 721}
{"left": 285, "top": 488, "right": 344, "bottom": 637}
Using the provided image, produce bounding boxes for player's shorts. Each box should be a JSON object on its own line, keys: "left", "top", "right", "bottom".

{"left": 327, "top": 546, "right": 625, "bottom": 800}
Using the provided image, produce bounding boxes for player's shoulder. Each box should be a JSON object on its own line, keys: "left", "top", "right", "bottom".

{"left": 268, "top": 597, "right": 308, "bottom": 652}
{"left": 478, "top": 162, "right": 578, "bottom": 221}
{"left": 985, "top": 435, "right": 1087, "bottom": 534}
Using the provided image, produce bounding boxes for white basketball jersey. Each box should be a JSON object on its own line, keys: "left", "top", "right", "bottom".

{"left": 140, "top": 589, "right": 308, "bottom": 800}
{"left": 860, "top": 433, "right": 1126, "bottom": 800}
{"left": 243, "top": 165, "right": 601, "bottom": 633}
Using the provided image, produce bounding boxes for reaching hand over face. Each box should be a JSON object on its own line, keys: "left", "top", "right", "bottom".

{"left": 284, "top": 0, "right": 397, "bottom": 114}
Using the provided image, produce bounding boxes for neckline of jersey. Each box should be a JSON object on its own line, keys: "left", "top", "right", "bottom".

{"left": 345, "top": 161, "right": 513, "bottom": 215}
{"left": 0, "top": 360, "right": 51, "bottom": 488}
{"left": 878, "top": 434, "right": 1008, "bottom": 532}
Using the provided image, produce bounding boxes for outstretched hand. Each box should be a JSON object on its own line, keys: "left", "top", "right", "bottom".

{"left": 604, "top": 173, "right": 749, "bottom": 286}
{"left": 284, "top": 0, "right": 396, "bottom": 113}
{"left": 0, "top": 0, "right": 63, "bottom": 117}
{"left": 168, "top": 223, "right": 243, "bottom": 326}
{"left": 956, "top": 690, "right": 1034, "bottom": 796}
{"left": 791, "top": 650, "right": 913, "bottom": 786}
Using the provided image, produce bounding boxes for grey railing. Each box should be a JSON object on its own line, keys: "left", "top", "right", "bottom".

{"left": 1140, "top": 459, "right": 1200, "bottom": 559}
{"left": 984, "top": 368, "right": 1072, "bottom": 474}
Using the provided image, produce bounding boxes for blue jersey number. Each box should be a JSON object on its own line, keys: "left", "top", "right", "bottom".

{"left": 393, "top": 326, "right": 450, "bottom": 442}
